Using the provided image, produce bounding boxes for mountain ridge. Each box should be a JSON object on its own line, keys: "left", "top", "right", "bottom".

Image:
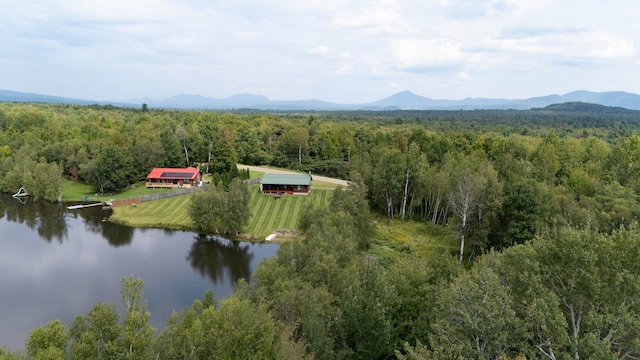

{"left": 2, "top": 89, "right": 640, "bottom": 111}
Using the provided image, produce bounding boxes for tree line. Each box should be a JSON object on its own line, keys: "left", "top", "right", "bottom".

{"left": 4, "top": 102, "right": 640, "bottom": 253}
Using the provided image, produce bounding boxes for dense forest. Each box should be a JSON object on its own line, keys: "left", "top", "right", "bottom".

{"left": 2, "top": 102, "right": 640, "bottom": 359}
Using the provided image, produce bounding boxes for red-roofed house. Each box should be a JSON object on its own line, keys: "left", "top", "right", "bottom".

{"left": 146, "top": 167, "right": 203, "bottom": 188}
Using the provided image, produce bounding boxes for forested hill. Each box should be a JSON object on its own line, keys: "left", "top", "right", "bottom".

{"left": 535, "top": 101, "right": 638, "bottom": 113}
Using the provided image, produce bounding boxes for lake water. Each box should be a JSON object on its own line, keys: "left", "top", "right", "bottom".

{"left": 0, "top": 194, "right": 279, "bottom": 350}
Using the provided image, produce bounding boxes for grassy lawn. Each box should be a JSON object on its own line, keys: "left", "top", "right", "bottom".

{"left": 109, "top": 193, "right": 195, "bottom": 230}
{"left": 244, "top": 185, "right": 331, "bottom": 240}
{"left": 110, "top": 185, "right": 332, "bottom": 240}
{"left": 61, "top": 180, "right": 174, "bottom": 202}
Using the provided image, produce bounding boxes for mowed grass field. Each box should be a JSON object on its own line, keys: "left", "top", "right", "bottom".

{"left": 108, "top": 192, "right": 194, "bottom": 230}
{"left": 244, "top": 185, "right": 331, "bottom": 239}
{"left": 110, "top": 184, "right": 332, "bottom": 239}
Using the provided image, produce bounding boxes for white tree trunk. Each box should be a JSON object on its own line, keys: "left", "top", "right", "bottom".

{"left": 401, "top": 167, "right": 410, "bottom": 224}
{"left": 183, "top": 142, "right": 189, "bottom": 166}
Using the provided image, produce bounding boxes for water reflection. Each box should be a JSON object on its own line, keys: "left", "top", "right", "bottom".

{"left": 0, "top": 193, "right": 279, "bottom": 350}
{"left": 187, "top": 234, "right": 253, "bottom": 284}
{"left": 0, "top": 195, "right": 68, "bottom": 243}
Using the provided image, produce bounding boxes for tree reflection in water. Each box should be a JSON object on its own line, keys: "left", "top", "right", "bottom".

{"left": 187, "top": 234, "right": 254, "bottom": 285}
{"left": 0, "top": 194, "right": 134, "bottom": 246}
{"left": 0, "top": 195, "right": 68, "bottom": 243}
{"left": 74, "top": 206, "right": 135, "bottom": 246}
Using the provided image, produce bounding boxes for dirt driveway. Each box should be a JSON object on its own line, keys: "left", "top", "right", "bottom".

{"left": 237, "top": 164, "right": 350, "bottom": 187}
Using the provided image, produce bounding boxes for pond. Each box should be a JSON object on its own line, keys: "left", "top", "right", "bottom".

{"left": 0, "top": 194, "right": 279, "bottom": 350}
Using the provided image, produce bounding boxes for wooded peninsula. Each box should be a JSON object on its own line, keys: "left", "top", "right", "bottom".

{"left": 1, "top": 101, "right": 640, "bottom": 359}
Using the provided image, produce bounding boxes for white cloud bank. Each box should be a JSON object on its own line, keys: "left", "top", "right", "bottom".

{"left": 0, "top": 0, "right": 638, "bottom": 102}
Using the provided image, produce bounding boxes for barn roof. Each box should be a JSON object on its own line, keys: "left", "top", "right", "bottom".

{"left": 260, "top": 173, "right": 311, "bottom": 186}
{"left": 147, "top": 167, "right": 200, "bottom": 180}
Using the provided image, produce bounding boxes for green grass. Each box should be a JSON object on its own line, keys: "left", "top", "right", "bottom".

{"left": 369, "top": 215, "right": 459, "bottom": 264}
{"left": 244, "top": 186, "right": 330, "bottom": 240}
{"left": 61, "top": 180, "right": 174, "bottom": 202}
{"left": 109, "top": 193, "right": 192, "bottom": 229}
{"left": 111, "top": 193, "right": 194, "bottom": 230}
{"left": 311, "top": 180, "right": 339, "bottom": 190}
{"left": 110, "top": 185, "right": 332, "bottom": 239}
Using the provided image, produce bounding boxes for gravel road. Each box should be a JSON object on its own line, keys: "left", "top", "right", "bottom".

{"left": 237, "top": 164, "right": 350, "bottom": 186}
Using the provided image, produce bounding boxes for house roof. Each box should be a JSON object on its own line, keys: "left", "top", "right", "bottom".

{"left": 260, "top": 173, "right": 311, "bottom": 186}
{"left": 147, "top": 167, "right": 200, "bottom": 180}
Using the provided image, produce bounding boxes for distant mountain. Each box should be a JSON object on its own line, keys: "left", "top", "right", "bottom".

{"left": 143, "top": 93, "right": 352, "bottom": 110}
{"left": 0, "top": 90, "right": 136, "bottom": 107}
{"left": 352, "top": 90, "right": 640, "bottom": 111}
{"left": 3, "top": 89, "right": 640, "bottom": 111}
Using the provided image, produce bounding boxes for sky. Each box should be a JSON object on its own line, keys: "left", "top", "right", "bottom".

{"left": 1, "top": 0, "right": 639, "bottom": 103}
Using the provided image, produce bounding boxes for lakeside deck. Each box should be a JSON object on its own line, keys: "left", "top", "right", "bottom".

{"left": 67, "top": 202, "right": 106, "bottom": 210}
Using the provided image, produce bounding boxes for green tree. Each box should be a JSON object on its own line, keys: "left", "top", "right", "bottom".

{"left": 119, "top": 276, "right": 154, "bottom": 360}
{"left": 153, "top": 292, "right": 215, "bottom": 359}
{"left": 431, "top": 265, "right": 525, "bottom": 359}
{"left": 189, "top": 186, "right": 224, "bottom": 234}
{"left": 337, "top": 260, "right": 398, "bottom": 359}
{"left": 208, "top": 125, "right": 238, "bottom": 176}
{"left": 491, "top": 178, "right": 549, "bottom": 248}
{"left": 611, "top": 135, "right": 640, "bottom": 192}
{"left": 206, "top": 291, "right": 280, "bottom": 359}
{"left": 445, "top": 152, "right": 501, "bottom": 264}
{"left": 82, "top": 143, "right": 134, "bottom": 194}
{"left": 0, "top": 347, "right": 22, "bottom": 360}
{"left": 26, "top": 320, "right": 69, "bottom": 360}
{"left": 372, "top": 148, "right": 405, "bottom": 225}
{"left": 489, "top": 227, "right": 640, "bottom": 359}
{"left": 32, "top": 159, "right": 64, "bottom": 201}
{"left": 189, "top": 179, "right": 250, "bottom": 236}
{"left": 388, "top": 253, "right": 460, "bottom": 348}
{"left": 222, "top": 179, "right": 251, "bottom": 236}
{"left": 327, "top": 172, "right": 375, "bottom": 249}
{"left": 530, "top": 135, "right": 561, "bottom": 184}
{"left": 69, "top": 302, "right": 121, "bottom": 360}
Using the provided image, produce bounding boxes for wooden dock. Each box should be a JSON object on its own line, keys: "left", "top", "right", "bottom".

{"left": 67, "top": 202, "right": 105, "bottom": 210}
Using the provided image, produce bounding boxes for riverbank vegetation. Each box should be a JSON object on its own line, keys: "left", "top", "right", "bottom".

{"left": 2, "top": 101, "right": 640, "bottom": 357}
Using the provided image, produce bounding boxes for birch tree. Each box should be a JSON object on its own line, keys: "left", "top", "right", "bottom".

{"left": 373, "top": 148, "right": 405, "bottom": 225}
{"left": 120, "top": 276, "right": 154, "bottom": 360}
{"left": 446, "top": 152, "right": 501, "bottom": 265}
{"left": 400, "top": 143, "right": 423, "bottom": 224}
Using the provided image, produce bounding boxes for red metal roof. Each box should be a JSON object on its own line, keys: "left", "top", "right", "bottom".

{"left": 146, "top": 167, "right": 200, "bottom": 180}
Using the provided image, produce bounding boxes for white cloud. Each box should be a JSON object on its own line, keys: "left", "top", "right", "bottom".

{"left": 1, "top": 0, "right": 639, "bottom": 101}
{"left": 332, "top": 0, "right": 411, "bottom": 36}
{"left": 308, "top": 46, "right": 330, "bottom": 55}
{"left": 487, "top": 28, "right": 636, "bottom": 68}
{"left": 390, "top": 38, "right": 465, "bottom": 72}
{"left": 457, "top": 72, "right": 470, "bottom": 80}
{"left": 440, "top": 0, "right": 513, "bottom": 18}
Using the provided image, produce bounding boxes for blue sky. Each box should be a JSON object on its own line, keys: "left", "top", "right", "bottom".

{"left": 1, "top": 0, "right": 638, "bottom": 103}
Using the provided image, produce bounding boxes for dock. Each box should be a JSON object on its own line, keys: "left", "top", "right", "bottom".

{"left": 67, "top": 202, "right": 105, "bottom": 210}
